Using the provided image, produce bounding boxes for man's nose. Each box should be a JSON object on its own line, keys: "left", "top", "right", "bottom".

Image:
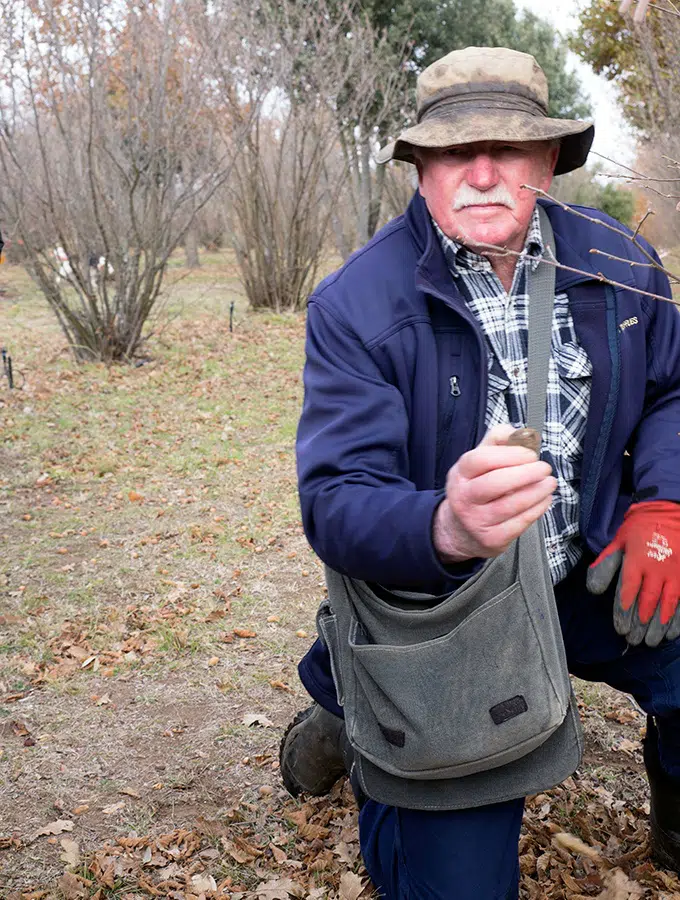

{"left": 466, "top": 154, "right": 498, "bottom": 191}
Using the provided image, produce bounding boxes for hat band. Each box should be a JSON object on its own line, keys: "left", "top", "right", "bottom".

{"left": 418, "top": 86, "right": 547, "bottom": 124}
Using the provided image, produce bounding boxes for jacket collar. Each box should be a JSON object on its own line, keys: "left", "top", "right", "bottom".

{"left": 405, "top": 190, "right": 602, "bottom": 297}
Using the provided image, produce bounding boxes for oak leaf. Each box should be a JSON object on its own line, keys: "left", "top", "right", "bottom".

{"left": 242, "top": 713, "right": 274, "bottom": 728}
{"left": 36, "top": 819, "right": 74, "bottom": 837}
{"left": 60, "top": 837, "right": 81, "bottom": 868}
{"left": 339, "top": 872, "right": 366, "bottom": 900}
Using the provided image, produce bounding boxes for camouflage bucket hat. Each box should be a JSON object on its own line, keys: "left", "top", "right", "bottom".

{"left": 377, "top": 47, "right": 594, "bottom": 176}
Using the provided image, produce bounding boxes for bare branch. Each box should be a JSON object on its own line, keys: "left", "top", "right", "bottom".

{"left": 522, "top": 184, "right": 680, "bottom": 280}
{"left": 473, "top": 240, "right": 678, "bottom": 306}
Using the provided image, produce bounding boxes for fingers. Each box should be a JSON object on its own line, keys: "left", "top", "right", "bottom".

{"left": 644, "top": 605, "right": 665, "bottom": 647}
{"left": 613, "top": 567, "right": 636, "bottom": 636}
{"left": 618, "top": 557, "right": 644, "bottom": 613}
{"left": 471, "top": 475, "right": 557, "bottom": 526}
{"left": 479, "top": 424, "right": 527, "bottom": 448}
{"left": 631, "top": 571, "right": 664, "bottom": 623}
{"left": 667, "top": 605, "right": 680, "bottom": 642}
{"left": 659, "top": 581, "right": 679, "bottom": 626}
{"left": 456, "top": 445, "right": 542, "bottom": 480}
{"left": 463, "top": 493, "right": 554, "bottom": 556}
{"left": 462, "top": 461, "right": 555, "bottom": 506}
{"left": 586, "top": 547, "right": 623, "bottom": 595}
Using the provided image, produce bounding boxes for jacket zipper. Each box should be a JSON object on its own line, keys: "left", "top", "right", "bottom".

{"left": 434, "top": 375, "right": 461, "bottom": 488}
{"left": 418, "top": 279, "right": 489, "bottom": 446}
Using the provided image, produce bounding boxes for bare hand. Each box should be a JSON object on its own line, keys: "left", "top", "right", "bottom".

{"left": 433, "top": 424, "right": 557, "bottom": 564}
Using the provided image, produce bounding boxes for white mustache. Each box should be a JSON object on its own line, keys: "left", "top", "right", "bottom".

{"left": 452, "top": 184, "right": 516, "bottom": 211}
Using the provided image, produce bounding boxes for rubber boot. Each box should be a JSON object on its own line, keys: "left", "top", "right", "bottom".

{"left": 279, "top": 703, "right": 351, "bottom": 797}
{"left": 643, "top": 715, "right": 680, "bottom": 874}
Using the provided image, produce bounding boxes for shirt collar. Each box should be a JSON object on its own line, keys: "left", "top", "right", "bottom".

{"left": 434, "top": 206, "right": 544, "bottom": 278}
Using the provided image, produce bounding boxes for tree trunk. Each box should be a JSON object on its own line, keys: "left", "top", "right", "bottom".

{"left": 184, "top": 223, "right": 200, "bottom": 268}
{"left": 357, "top": 133, "right": 372, "bottom": 247}
{"left": 368, "top": 162, "right": 386, "bottom": 237}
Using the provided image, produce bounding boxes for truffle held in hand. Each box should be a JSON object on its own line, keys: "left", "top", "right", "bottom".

{"left": 505, "top": 427, "right": 541, "bottom": 454}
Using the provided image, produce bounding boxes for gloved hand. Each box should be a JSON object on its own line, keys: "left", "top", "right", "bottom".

{"left": 587, "top": 501, "right": 680, "bottom": 647}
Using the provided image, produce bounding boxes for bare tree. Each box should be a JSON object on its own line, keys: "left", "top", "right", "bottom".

{"left": 223, "top": 0, "right": 405, "bottom": 312}
{"left": 0, "top": 0, "right": 257, "bottom": 362}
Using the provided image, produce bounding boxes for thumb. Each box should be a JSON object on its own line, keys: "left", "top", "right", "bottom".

{"left": 479, "top": 424, "right": 523, "bottom": 448}
{"left": 587, "top": 546, "right": 624, "bottom": 595}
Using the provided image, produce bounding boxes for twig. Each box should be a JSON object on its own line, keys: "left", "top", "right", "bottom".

{"left": 472, "top": 242, "right": 679, "bottom": 305}
{"left": 649, "top": 1, "right": 680, "bottom": 18}
{"left": 632, "top": 209, "right": 654, "bottom": 239}
{"left": 588, "top": 248, "right": 658, "bottom": 269}
{"left": 523, "top": 184, "right": 680, "bottom": 283}
{"left": 590, "top": 151, "right": 680, "bottom": 184}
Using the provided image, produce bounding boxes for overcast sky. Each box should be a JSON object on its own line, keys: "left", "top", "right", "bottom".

{"left": 515, "top": 0, "right": 637, "bottom": 167}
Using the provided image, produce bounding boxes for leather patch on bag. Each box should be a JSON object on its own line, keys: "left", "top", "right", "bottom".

{"left": 379, "top": 723, "right": 406, "bottom": 747}
{"left": 489, "top": 695, "right": 528, "bottom": 725}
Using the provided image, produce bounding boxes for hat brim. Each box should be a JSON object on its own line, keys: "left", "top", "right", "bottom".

{"left": 376, "top": 111, "right": 595, "bottom": 176}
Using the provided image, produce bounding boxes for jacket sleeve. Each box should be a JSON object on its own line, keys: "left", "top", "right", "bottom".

{"left": 297, "top": 298, "right": 467, "bottom": 587}
{"left": 631, "top": 245, "right": 680, "bottom": 502}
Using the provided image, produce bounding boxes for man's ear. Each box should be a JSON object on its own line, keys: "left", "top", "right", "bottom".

{"left": 414, "top": 156, "right": 424, "bottom": 186}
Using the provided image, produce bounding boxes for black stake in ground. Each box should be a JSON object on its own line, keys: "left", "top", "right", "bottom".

{"left": 2, "top": 349, "right": 13, "bottom": 389}
{"left": 229, "top": 301, "right": 235, "bottom": 333}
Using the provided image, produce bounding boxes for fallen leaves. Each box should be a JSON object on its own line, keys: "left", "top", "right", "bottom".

{"left": 605, "top": 707, "right": 641, "bottom": 726}
{"left": 519, "top": 777, "right": 678, "bottom": 898}
{"left": 221, "top": 835, "right": 264, "bottom": 864}
{"left": 255, "top": 877, "right": 306, "bottom": 899}
{"left": 57, "top": 872, "right": 89, "bottom": 899}
{"left": 60, "top": 837, "right": 81, "bottom": 868}
{"left": 119, "top": 786, "right": 141, "bottom": 798}
{"left": 234, "top": 627, "right": 258, "bottom": 638}
{"left": 102, "top": 801, "right": 125, "bottom": 815}
{"left": 35, "top": 819, "right": 74, "bottom": 837}
{"left": 242, "top": 713, "right": 274, "bottom": 728}
{"left": 339, "top": 871, "right": 366, "bottom": 900}
{"left": 191, "top": 872, "right": 217, "bottom": 892}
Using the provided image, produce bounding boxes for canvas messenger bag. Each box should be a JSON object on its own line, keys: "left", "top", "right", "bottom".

{"left": 316, "top": 207, "right": 583, "bottom": 811}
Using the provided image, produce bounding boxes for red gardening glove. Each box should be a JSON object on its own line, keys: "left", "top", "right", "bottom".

{"left": 586, "top": 501, "right": 680, "bottom": 647}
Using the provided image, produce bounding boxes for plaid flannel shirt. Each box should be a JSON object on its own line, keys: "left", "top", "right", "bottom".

{"left": 435, "top": 208, "right": 593, "bottom": 584}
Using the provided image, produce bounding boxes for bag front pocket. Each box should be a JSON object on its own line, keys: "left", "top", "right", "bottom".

{"left": 347, "top": 582, "right": 568, "bottom": 779}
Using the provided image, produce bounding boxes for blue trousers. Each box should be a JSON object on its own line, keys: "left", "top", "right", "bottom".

{"left": 297, "top": 556, "right": 680, "bottom": 898}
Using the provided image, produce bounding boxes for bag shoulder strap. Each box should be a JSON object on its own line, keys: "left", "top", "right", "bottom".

{"left": 527, "top": 205, "right": 557, "bottom": 435}
{"left": 430, "top": 205, "right": 557, "bottom": 447}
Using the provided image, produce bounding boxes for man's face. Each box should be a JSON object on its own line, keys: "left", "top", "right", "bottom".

{"left": 416, "top": 140, "right": 559, "bottom": 254}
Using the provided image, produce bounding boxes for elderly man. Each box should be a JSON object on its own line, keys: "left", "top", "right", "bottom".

{"left": 281, "top": 47, "right": 680, "bottom": 898}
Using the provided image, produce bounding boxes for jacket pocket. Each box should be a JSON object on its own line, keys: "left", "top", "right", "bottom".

{"left": 347, "top": 581, "right": 567, "bottom": 780}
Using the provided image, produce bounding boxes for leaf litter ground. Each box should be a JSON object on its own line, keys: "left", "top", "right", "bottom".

{"left": 0, "top": 257, "right": 679, "bottom": 899}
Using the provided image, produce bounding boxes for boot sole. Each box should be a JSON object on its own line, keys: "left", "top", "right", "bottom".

{"left": 279, "top": 705, "right": 347, "bottom": 798}
{"left": 279, "top": 706, "right": 315, "bottom": 798}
